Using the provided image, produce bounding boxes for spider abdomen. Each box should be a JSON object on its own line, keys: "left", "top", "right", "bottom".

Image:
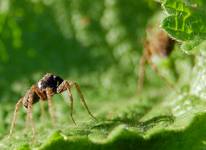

{"left": 23, "top": 90, "right": 40, "bottom": 108}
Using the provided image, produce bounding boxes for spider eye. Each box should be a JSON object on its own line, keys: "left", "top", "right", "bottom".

{"left": 38, "top": 81, "right": 42, "bottom": 88}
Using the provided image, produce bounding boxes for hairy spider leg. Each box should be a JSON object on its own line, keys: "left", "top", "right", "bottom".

{"left": 40, "top": 101, "right": 46, "bottom": 120}
{"left": 46, "top": 88, "right": 56, "bottom": 126}
{"left": 65, "top": 83, "right": 76, "bottom": 125}
{"left": 31, "top": 86, "right": 47, "bottom": 120}
{"left": 69, "top": 81, "right": 97, "bottom": 121}
{"left": 57, "top": 81, "right": 77, "bottom": 124}
{"left": 137, "top": 50, "right": 147, "bottom": 94}
{"left": 27, "top": 93, "right": 35, "bottom": 139}
{"left": 31, "top": 85, "right": 46, "bottom": 99}
{"left": 9, "top": 98, "right": 23, "bottom": 137}
{"left": 58, "top": 81, "right": 97, "bottom": 122}
{"left": 147, "top": 58, "right": 175, "bottom": 90}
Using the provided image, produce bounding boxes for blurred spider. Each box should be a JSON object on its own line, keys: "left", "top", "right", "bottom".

{"left": 9, "top": 73, "right": 96, "bottom": 137}
{"left": 137, "top": 25, "right": 175, "bottom": 93}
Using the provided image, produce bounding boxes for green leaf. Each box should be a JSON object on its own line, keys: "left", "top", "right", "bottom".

{"left": 161, "top": 0, "right": 206, "bottom": 53}
{"left": 162, "top": 0, "right": 206, "bottom": 41}
{"left": 180, "top": 37, "right": 203, "bottom": 54}
{"left": 37, "top": 113, "right": 206, "bottom": 150}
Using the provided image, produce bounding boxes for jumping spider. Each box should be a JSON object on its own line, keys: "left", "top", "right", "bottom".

{"left": 9, "top": 73, "right": 96, "bottom": 137}
{"left": 137, "top": 23, "right": 175, "bottom": 93}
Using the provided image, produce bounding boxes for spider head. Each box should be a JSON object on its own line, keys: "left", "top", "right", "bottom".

{"left": 53, "top": 75, "right": 64, "bottom": 88}
{"left": 38, "top": 73, "right": 64, "bottom": 92}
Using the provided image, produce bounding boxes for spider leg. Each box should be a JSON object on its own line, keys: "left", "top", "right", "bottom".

{"left": 69, "top": 81, "right": 97, "bottom": 121}
{"left": 27, "top": 93, "right": 35, "bottom": 138}
{"left": 65, "top": 84, "right": 76, "bottom": 125}
{"left": 137, "top": 53, "right": 147, "bottom": 94}
{"left": 9, "top": 98, "right": 23, "bottom": 137}
{"left": 46, "top": 88, "right": 56, "bottom": 126}
{"left": 31, "top": 85, "right": 46, "bottom": 119}
{"left": 137, "top": 41, "right": 151, "bottom": 94}
{"left": 40, "top": 101, "right": 46, "bottom": 120}
{"left": 57, "top": 81, "right": 76, "bottom": 125}
{"left": 25, "top": 112, "right": 29, "bottom": 132}
{"left": 148, "top": 58, "right": 175, "bottom": 90}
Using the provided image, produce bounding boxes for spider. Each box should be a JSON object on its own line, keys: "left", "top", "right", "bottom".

{"left": 9, "top": 73, "right": 96, "bottom": 137}
{"left": 137, "top": 24, "right": 175, "bottom": 93}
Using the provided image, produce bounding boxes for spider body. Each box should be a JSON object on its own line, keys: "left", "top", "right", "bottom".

{"left": 144, "top": 29, "right": 174, "bottom": 58}
{"left": 23, "top": 90, "right": 39, "bottom": 108}
{"left": 9, "top": 73, "right": 96, "bottom": 137}
{"left": 137, "top": 25, "right": 175, "bottom": 93}
{"left": 22, "top": 74, "right": 63, "bottom": 108}
{"left": 37, "top": 74, "right": 63, "bottom": 93}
